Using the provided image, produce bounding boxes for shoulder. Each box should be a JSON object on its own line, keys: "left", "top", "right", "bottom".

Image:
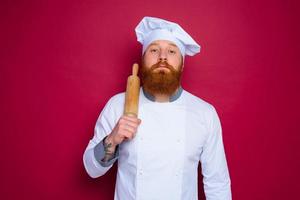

{"left": 98, "top": 91, "right": 125, "bottom": 121}
{"left": 107, "top": 91, "right": 125, "bottom": 106}
{"left": 102, "top": 91, "right": 126, "bottom": 114}
{"left": 182, "top": 90, "right": 216, "bottom": 113}
{"left": 182, "top": 90, "right": 220, "bottom": 129}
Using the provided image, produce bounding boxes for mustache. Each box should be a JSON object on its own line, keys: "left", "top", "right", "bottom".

{"left": 150, "top": 61, "right": 175, "bottom": 71}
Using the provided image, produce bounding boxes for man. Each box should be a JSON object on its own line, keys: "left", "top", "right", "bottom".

{"left": 83, "top": 16, "right": 232, "bottom": 200}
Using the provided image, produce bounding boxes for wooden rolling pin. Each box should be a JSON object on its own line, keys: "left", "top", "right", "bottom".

{"left": 124, "top": 63, "right": 140, "bottom": 117}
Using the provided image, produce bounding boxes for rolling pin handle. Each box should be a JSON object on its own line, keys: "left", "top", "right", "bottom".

{"left": 132, "top": 63, "right": 139, "bottom": 76}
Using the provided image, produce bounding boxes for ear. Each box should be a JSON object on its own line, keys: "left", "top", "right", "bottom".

{"left": 181, "top": 56, "right": 185, "bottom": 72}
{"left": 181, "top": 64, "right": 185, "bottom": 72}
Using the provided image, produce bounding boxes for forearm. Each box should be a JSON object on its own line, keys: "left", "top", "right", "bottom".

{"left": 102, "top": 135, "right": 118, "bottom": 162}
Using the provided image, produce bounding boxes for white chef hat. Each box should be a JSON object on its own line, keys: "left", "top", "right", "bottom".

{"left": 135, "top": 16, "right": 201, "bottom": 56}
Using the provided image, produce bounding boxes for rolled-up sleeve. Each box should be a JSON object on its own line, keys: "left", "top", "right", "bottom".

{"left": 200, "top": 107, "right": 232, "bottom": 200}
{"left": 94, "top": 138, "right": 119, "bottom": 167}
{"left": 83, "top": 98, "right": 118, "bottom": 178}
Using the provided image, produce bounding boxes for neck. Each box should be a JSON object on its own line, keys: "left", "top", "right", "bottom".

{"left": 154, "top": 94, "right": 174, "bottom": 102}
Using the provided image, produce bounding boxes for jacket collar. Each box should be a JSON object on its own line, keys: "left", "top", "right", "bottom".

{"left": 142, "top": 86, "right": 183, "bottom": 102}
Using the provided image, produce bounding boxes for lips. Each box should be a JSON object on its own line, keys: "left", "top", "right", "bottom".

{"left": 153, "top": 66, "right": 170, "bottom": 72}
{"left": 158, "top": 66, "right": 169, "bottom": 70}
{"left": 156, "top": 63, "right": 170, "bottom": 70}
{"left": 158, "top": 65, "right": 168, "bottom": 69}
{"left": 158, "top": 63, "right": 167, "bottom": 67}
{"left": 150, "top": 61, "right": 174, "bottom": 72}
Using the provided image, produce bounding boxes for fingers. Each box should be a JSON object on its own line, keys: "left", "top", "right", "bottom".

{"left": 116, "top": 126, "right": 136, "bottom": 140}
{"left": 120, "top": 118, "right": 140, "bottom": 135}
{"left": 122, "top": 115, "right": 142, "bottom": 124}
{"left": 114, "top": 115, "right": 142, "bottom": 142}
{"left": 122, "top": 129, "right": 136, "bottom": 140}
{"left": 119, "top": 119, "right": 140, "bottom": 129}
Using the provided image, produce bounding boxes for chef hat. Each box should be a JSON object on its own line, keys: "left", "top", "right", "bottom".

{"left": 135, "top": 16, "right": 201, "bottom": 56}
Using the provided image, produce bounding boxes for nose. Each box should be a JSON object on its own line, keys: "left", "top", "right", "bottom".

{"left": 159, "top": 50, "right": 167, "bottom": 62}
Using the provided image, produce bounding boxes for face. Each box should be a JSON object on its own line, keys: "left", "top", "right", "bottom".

{"left": 142, "top": 40, "right": 183, "bottom": 72}
{"left": 141, "top": 40, "right": 184, "bottom": 96}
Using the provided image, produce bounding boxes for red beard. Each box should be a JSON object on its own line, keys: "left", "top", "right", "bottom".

{"left": 140, "top": 61, "right": 182, "bottom": 96}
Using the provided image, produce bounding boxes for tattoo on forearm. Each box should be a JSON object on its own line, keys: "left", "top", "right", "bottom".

{"left": 103, "top": 140, "right": 115, "bottom": 161}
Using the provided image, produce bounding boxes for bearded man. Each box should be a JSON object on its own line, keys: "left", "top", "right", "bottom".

{"left": 83, "top": 17, "right": 232, "bottom": 200}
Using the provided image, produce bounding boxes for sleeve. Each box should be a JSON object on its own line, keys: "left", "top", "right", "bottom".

{"left": 83, "top": 97, "right": 119, "bottom": 178}
{"left": 200, "top": 106, "right": 232, "bottom": 200}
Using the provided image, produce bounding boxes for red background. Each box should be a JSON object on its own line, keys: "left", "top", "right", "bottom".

{"left": 1, "top": 0, "right": 299, "bottom": 199}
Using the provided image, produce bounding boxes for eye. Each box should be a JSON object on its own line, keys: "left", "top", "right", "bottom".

{"left": 150, "top": 48, "right": 158, "bottom": 53}
{"left": 168, "top": 49, "right": 176, "bottom": 54}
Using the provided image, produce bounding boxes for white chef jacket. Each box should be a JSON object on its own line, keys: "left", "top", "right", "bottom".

{"left": 83, "top": 87, "right": 231, "bottom": 200}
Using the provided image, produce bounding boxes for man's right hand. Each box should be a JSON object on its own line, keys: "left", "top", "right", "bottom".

{"left": 103, "top": 115, "right": 141, "bottom": 160}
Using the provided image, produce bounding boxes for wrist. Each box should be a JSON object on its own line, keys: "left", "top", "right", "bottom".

{"left": 105, "top": 135, "right": 117, "bottom": 148}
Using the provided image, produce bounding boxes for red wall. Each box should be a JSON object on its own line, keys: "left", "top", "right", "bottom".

{"left": 1, "top": 0, "right": 299, "bottom": 199}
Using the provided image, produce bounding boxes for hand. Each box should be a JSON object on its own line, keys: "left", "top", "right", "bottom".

{"left": 106, "top": 115, "right": 142, "bottom": 148}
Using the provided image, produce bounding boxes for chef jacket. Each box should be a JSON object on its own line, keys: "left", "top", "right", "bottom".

{"left": 83, "top": 87, "right": 232, "bottom": 200}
